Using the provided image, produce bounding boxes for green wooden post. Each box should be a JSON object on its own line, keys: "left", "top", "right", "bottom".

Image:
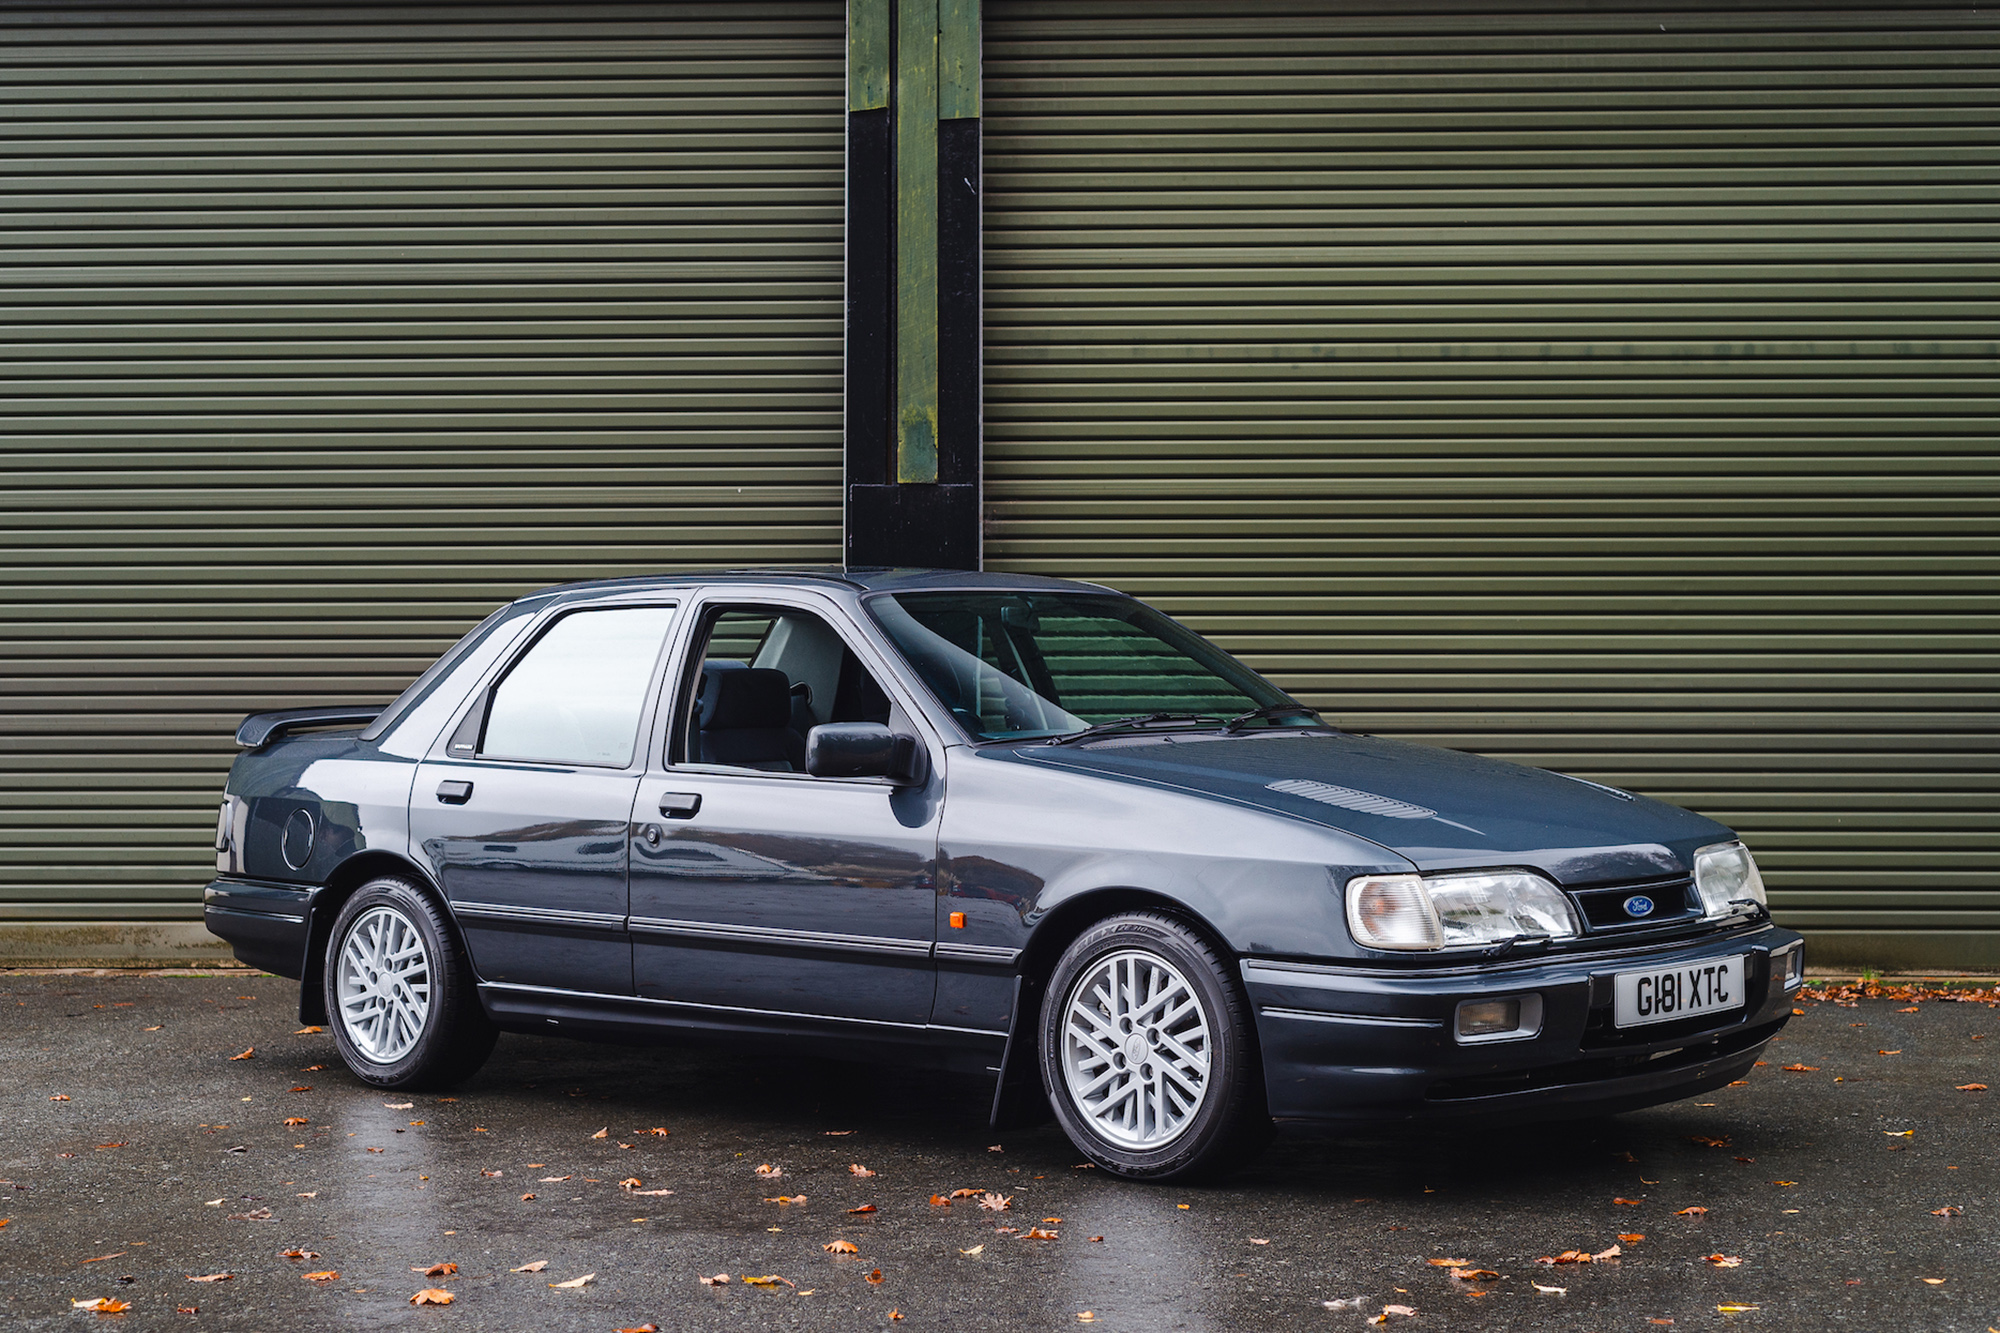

{"left": 895, "top": 0, "right": 940, "bottom": 484}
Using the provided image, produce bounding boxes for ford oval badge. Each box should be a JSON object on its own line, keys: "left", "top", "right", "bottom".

{"left": 1623, "top": 894, "right": 1656, "bottom": 919}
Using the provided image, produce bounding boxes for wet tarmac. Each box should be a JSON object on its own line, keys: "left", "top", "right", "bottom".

{"left": 1, "top": 970, "right": 1994, "bottom": 1331}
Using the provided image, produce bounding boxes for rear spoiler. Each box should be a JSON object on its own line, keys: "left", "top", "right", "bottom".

{"left": 235, "top": 706, "right": 383, "bottom": 749}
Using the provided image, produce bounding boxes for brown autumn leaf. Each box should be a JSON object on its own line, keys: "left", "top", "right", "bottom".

{"left": 1931, "top": 1205, "right": 1963, "bottom": 1216}
{"left": 1773, "top": 1180, "right": 1799, "bottom": 1187}
{"left": 977, "top": 1192, "right": 1012, "bottom": 1211}
{"left": 94, "top": 1142, "right": 126, "bottom": 1151}
{"left": 510, "top": 1260, "right": 549, "bottom": 1272}
{"left": 289, "top": 1086, "right": 312, "bottom": 1093}
{"left": 1920, "top": 1277, "right": 1946, "bottom": 1285}
{"left": 850, "top": 1163, "right": 876, "bottom": 1177}
{"left": 929, "top": 1194, "right": 950, "bottom": 1206}
{"left": 949, "top": 1188, "right": 984, "bottom": 1199}
{"left": 409, "top": 1288, "right": 454, "bottom": 1305}
{"left": 228, "top": 1048, "right": 255, "bottom": 1061}
{"left": 186, "top": 1273, "right": 233, "bottom": 1283}
{"left": 1689, "top": 1135, "right": 1731, "bottom": 1148}
{"left": 866, "top": 1268, "right": 885, "bottom": 1284}
{"left": 590, "top": 1128, "right": 609, "bottom": 1139}
{"left": 1089, "top": 1236, "right": 1104, "bottom": 1243}
{"left": 888, "top": 1312, "right": 904, "bottom": 1322}
{"left": 1425, "top": 1258, "right": 1473, "bottom": 1267}
{"left": 227, "top": 1208, "right": 273, "bottom": 1221}
{"left": 1595, "top": 1244, "right": 1623, "bottom": 1261}
{"left": 282, "top": 1117, "right": 309, "bottom": 1127}
{"left": 413, "top": 1263, "right": 457, "bottom": 1277}
{"left": 49, "top": 1094, "right": 69, "bottom": 1101}
{"left": 847, "top": 1204, "right": 878, "bottom": 1215}
{"left": 1382, "top": 1305, "right": 1417, "bottom": 1317}
{"left": 1735, "top": 1156, "right": 1755, "bottom": 1163}
{"left": 550, "top": 1273, "right": 595, "bottom": 1289}
{"left": 754, "top": 1164, "right": 783, "bottom": 1178}
{"left": 618, "top": 1178, "right": 643, "bottom": 1190}
{"left": 72, "top": 1298, "right": 131, "bottom": 1313}
{"left": 630, "top": 1188, "right": 675, "bottom": 1196}
{"left": 1450, "top": 1268, "right": 1500, "bottom": 1281}
{"left": 1705, "top": 1254, "right": 1743, "bottom": 1268}
{"left": 294, "top": 1025, "right": 323, "bottom": 1034}
{"left": 80, "top": 1253, "right": 127, "bottom": 1264}
{"left": 697, "top": 1273, "right": 729, "bottom": 1285}
{"left": 1618, "top": 1234, "right": 1646, "bottom": 1243}
{"left": 743, "top": 1274, "right": 790, "bottom": 1287}
{"left": 644, "top": 1127, "right": 670, "bottom": 1136}
{"left": 1022, "top": 1227, "right": 1059, "bottom": 1240}
{"left": 177, "top": 1307, "right": 199, "bottom": 1316}
{"left": 539, "top": 1175, "right": 571, "bottom": 1183}
{"left": 280, "top": 1249, "right": 320, "bottom": 1261}
{"left": 1896, "top": 1005, "right": 1920, "bottom": 1013}
{"left": 302, "top": 1271, "right": 339, "bottom": 1283}
{"left": 1956, "top": 1083, "right": 1989, "bottom": 1092}
{"left": 764, "top": 1195, "right": 807, "bottom": 1205}
{"left": 616, "top": 1325, "right": 661, "bottom": 1333}
{"left": 823, "top": 1241, "right": 859, "bottom": 1255}
{"left": 1675, "top": 1206, "right": 1709, "bottom": 1216}
{"left": 1879, "top": 1049, "right": 1903, "bottom": 1056}
{"left": 481, "top": 1170, "right": 503, "bottom": 1178}
{"left": 1781, "top": 1063, "right": 1820, "bottom": 1072}
{"left": 1613, "top": 1197, "right": 1644, "bottom": 1206}
{"left": 519, "top": 1193, "right": 536, "bottom": 1201}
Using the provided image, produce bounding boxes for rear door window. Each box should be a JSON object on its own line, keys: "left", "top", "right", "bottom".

{"left": 480, "top": 606, "right": 676, "bottom": 766}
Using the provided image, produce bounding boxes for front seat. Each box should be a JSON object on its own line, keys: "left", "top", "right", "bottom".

{"left": 696, "top": 666, "right": 805, "bottom": 772}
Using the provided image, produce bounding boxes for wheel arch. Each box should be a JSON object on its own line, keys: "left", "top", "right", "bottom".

{"left": 297, "top": 850, "right": 447, "bottom": 1026}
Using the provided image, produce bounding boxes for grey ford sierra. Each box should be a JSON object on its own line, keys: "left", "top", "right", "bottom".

{"left": 205, "top": 569, "right": 1802, "bottom": 1181}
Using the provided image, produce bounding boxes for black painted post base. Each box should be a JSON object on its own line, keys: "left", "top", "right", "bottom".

{"left": 846, "top": 483, "right": 980, "bottom": 570}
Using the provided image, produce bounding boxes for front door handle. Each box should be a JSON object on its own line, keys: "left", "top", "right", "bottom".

{"left": 436, "top": 780, "right": 474, "bottom": 804}
{"left": 658, "top": 792, "right": 701, "bottom": 819}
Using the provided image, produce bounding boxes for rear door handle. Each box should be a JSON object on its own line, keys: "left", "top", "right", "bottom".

{"left": 436, "top": 780, "right": 474, "bottom": 804}
{"left": 658, "top": 792, "right": 701, "bottom": 819}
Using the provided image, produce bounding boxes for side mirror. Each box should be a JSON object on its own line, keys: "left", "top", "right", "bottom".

{"left": 804, "top": 723, "right": 928, "bottom": 784}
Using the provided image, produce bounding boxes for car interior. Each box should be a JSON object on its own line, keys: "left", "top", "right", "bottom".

{"left": 683, "top": 607, "right": 896, "bottom": 773}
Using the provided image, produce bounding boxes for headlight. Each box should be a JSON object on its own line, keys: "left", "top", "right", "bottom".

{"left": 1345, "top": 870, "right": 1581, "bottom": 952}
{"left": 1693, "top": 840, "right": 1766, "bottom": 918}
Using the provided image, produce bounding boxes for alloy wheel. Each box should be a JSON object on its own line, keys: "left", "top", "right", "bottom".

{"left": 335, "top": 904, "right": 434, "bottom": 1064}
{"left": 1059, "top": 947, "right": 1214, "bottom": 1150}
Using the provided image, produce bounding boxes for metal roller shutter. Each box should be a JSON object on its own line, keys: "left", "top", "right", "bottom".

{"left": 0, "top": 1, "right": 845, "bottom": 941}
{"left": 982, "top": 2, "right": 2000, "bottom": 965}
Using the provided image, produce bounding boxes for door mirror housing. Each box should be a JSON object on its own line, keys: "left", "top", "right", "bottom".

{"left": 805, "top": 723, "right": 928, "bottom": 784}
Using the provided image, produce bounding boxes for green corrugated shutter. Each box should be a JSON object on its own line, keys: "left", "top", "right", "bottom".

{"left": 0, "top": 2, "right": 845, "bottom": 932}
{"left": 983, "top": 1, "right": 2000, "bottom": 965}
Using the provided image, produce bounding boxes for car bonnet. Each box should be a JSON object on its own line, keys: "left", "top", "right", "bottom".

{"left": 1004, "top": 731, "right": 1730, "bottom": 885}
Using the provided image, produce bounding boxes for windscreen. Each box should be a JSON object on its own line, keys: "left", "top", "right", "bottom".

{"left": 868, "top": 591, "right": 1294, "bottom": 741}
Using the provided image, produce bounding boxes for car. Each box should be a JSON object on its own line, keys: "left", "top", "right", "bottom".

{"left": 205, "top": 567, "right": 1803, "bottom": 1181}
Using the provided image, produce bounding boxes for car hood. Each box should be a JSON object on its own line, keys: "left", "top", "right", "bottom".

{"left": 1006, "top": 731, "right": 1729, "bottom": 885}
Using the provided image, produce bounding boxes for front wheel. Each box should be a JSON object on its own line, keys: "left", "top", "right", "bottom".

{"left": 324, "top": 877, "right": 496, "bottom": 1089}
{"left": 1039, "top": 912, "right": 1270, "bottom": 1181}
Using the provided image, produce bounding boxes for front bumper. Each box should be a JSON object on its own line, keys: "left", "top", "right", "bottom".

{"left": 1245, "top": 923, "right": 1803, "bottom": 1122}
{"left": 203, "top": 876, "right": 313, "bottom": 978}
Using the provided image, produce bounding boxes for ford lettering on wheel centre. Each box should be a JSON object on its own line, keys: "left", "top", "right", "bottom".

{"left": 204, "top": 568, "right": 1803, "bottom": 1181}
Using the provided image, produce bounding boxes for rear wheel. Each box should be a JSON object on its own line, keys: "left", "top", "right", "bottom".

{"left": 324, "top": 877, "right": 495, "bottom": 1089}
{"left": 1039, "top": 911, "right": 1270, "bottom": 1181}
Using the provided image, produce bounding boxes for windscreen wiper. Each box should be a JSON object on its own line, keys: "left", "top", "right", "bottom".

{"left": 1220, "top": 703, "right": 1328, "bottom": 732}
{"left": 1044, "top": 712, "right": 1226, "bottom": 746}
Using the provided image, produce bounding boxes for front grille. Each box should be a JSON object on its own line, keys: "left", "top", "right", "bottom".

{"left": 1572, "top": 875, "right": 1700, "bottom": 934}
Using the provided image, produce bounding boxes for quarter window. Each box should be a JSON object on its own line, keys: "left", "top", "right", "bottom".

{"left": 481, "top": 606, "right": 675, "bottom": 766}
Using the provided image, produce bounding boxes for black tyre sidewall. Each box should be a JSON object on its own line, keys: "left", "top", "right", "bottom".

{"left": 1039, "top": 912, "right": 1264, "bottom": 1181}
{"left": 324, "top": 877, "right": 492, "bottom": 1090}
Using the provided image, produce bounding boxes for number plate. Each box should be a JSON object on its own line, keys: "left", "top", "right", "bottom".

{"left": 1613, "top": 955, "right": 1747, "bottom": 1028}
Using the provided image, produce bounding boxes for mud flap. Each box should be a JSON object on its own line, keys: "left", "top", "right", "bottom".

{"left": 989, "top": 973, "right": 1053, "bottom": 1132}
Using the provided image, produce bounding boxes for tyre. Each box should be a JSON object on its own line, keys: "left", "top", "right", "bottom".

{"left": 324, "top": 876, "right": 497, "bottom": 1090}
{"left": 1039, "top": 911, "right": 1271, "bottom": 1181}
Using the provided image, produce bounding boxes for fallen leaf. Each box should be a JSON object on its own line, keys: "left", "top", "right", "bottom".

{"left": 1426, "top": 1258, "right": 1473, "bottom": 1267}
{"left": 591, "top": 1128, "right": 609, "bottom": 1139}
{"left": 1613, "top": 1197, "right": 1644, "bottom": 1205}
{"left": 289, "top": 1086, "right": 312, "bottom": 1093}
{"left": 1383, "top": 1305, "right": 1417, "bottom": 1317}
{"left": 1618, "top": 1233, "right": 1645, "bottom": 1243}
{"left": 1879, "top": 1049, "right": 1902, "bottom": 1056}
{"left": 849, "top": 1163, "right": 876, "bottom": 1178}
{"left": 823, "top": 1241, "right": 859, "bottom": 1254}
{"left": 1885, "top": 1130, "right": 1914, "bottom": 1137}
{"left": 80, "top": 1254, "right": 128, "bottom": 1265}
{"left": 1023, "top": 1227, "right": 1059, "bottom": 1240}
{"left": 1322, "top": 1296, "right": 1365, "bottom": 1310}
{"left": 1956, "top": 1083, "right": 1988, "bottom": 1092}
{"left": 616, "top": 1325, "right": 661, "bottom": 1332}
{"left": 889, "top": 1312, "right": 903, "bottom": 1322}
{"left": 929, "top": 1194, "right": 950, "bottom": 1206}
{"left": 743, "top": 1274, "right": 791, "bottom": 1287}
{"left": 280, "top": 1249, "right": 319, "bottom": 1261}
{"left": 1089, "top": 1235, "right": 1104, "bottom": 1242}
{"left": 294, "top": 1026, "right": 324, "bottom": 1034}
{"left": 50, "top": 1094, "right": 70, "bottom": 1101}
{"left": 959, "top": 1245, "right": 984, "bottom": 1256}
{"left": 1595, "top": 1243, "right": 1623, "bottom": 1261}
{"left": 644, "top": 1127, "right": 670, "bottom": 1136}
{"left": 1248, "top": 1237, "right": 1269, "bottom": 1245}
{"left": 754, "top": 1164, "right": 783, "bottom": 1178}
{"left": 1773, "top": 1180, "right": 1798, "bottom": 1187}
{"left": 1450, "top": 1268, "right": 1499, "bottom": 1280}
{"left": 186, "top": 1273, "right": 232, "bottom": 1283}
{"left": 302, "top": 1271, "right": 339, "bottom": 1283}
{"left": 1078, "top": 1316, "right": 1096, "bottom": 1324}
{"left": 72, "top": 1298, "right": 131, "bottom": 1312}
{"left": 630, "top": 1188, "right": 675, "bottom": 1196}
{"left": 177, "top": 1306, "right": 198, "bottom": 1315}
{"left": 1921, "top": 1277, "right": 1946, "bottom": 1285}
{"left": 228, "top": 1048, "right": 254, "bottom": 1061}
{"left": 988, "top": 1144, "right": 1004, "bottom": 1153}
{"left": 519, "top": 1193, "right": 536, "bottom": 1201}
{"left": 550, "top": 1273, "right": 595, "bottom": 1289}
{"left": 949, "top": 1188, "right": 983, "bottom": 1199}
{"left": 1931, "top": 1205, "right": 1963, "bottom": 1216}
{"left": 482, "top": 1169, "right": 503, "bottom": 1177}
{"left": 510, "top": 1261, "right": 548, "bottom": 1273}
{"left": 1897, "top": 1005, "right": 1920, "bottom": 1013}
{"left": 978, "top": 1192, "right": 1012, "bottom": 1211}
{"left": 1735, "top": 1156, "right": 1755, "bottom": 1163}
{"left": 413, "top": 1263, "right": 457, "bottom": 1277}
{"left": 94, "top": 1143, "right": 127, "bottom": 1151}
{"left": 282, "top": 1117, "right": 309, "bottom": 1128}
{"left": 618, "top": 1178, "right": 643, "bottom": 1190}
{"left": 697, "top": 1273, "right": 729, "bottom": 1285}
{"left": 1675, "top": 1206, "right": 1709, "bottom": 1216}
{"left": 824, "top": 1130, "right": 855, "bottom": 1136}
{"left": 865, "top": 1268, "right": 885, "bottom": 1284}
{"left": 1532, "top": 1281, "right": 1567, "bottom": 1294}
{"left": 1689, "top": 1135, "right": 1731, "bottom": 1148}
{"left": 538, "top": 1175, "right": 570, "bottom": 1183}
{"left": 409, "top": 1288, "right": 454, "bottom": 1305}
{"left": 1706, "top": 1254, "right": 1744, "bottom": 1268}
{"left": 1781, "top": 1063, "right": 1819, "bottom": 1072}
{"left": 226, "top": 1208, "right": 273, "bottom": 1221}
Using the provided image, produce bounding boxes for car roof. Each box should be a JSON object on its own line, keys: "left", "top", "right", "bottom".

{"left": 520, "top": 566, "right": 1122, "bottom": 601}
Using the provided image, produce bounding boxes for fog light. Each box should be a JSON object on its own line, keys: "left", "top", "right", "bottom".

{"left": 1454, "top": 993, "right": 1544, "bottom": 1044}
{"left": 1458, "top": 999, "right": 1520, "bottom": 1036}
{"left": 1779, "top": 944, "right": 1805, "bottom": 988}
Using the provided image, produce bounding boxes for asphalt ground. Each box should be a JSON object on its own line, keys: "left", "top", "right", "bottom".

{"left": 1, "top": 971, "right": 1995, "bottom": 1332}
